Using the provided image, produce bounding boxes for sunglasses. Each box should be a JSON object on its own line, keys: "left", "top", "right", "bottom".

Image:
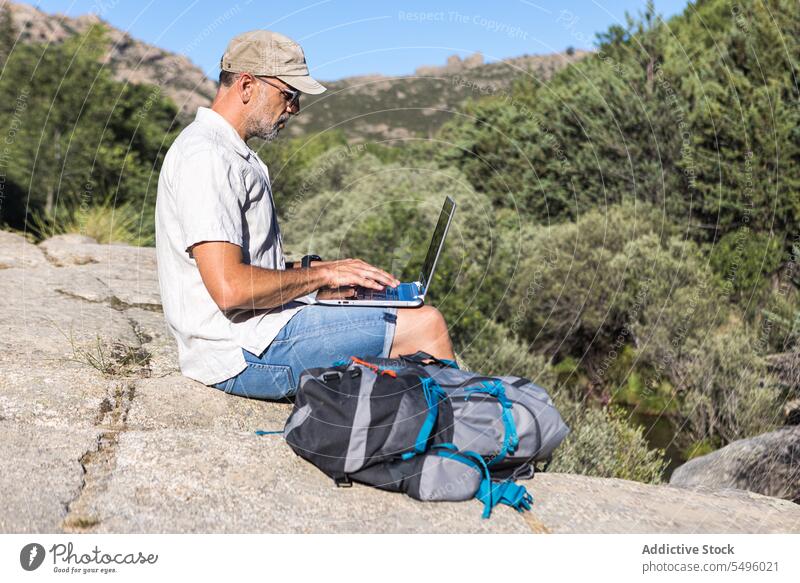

{"left": 254, "top": 76, "right": 300, "bottom": 107}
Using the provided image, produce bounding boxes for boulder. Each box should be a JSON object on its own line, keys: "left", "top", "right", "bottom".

{"left": 528, "top": 473, "right": 800, "bottom": 533}
{"left": 670, "top": 426, "right": 800, "bottom": 503}
{"left": 784, "top": 398, "right": 800, "bottom": 426}
{"left": 3, "top": 231, "right": 800, "bottom": 533}
{"left": 38, "top": 235, "right": 161, "bottom": 308}
{"left": 38, "top": 233, "right": 100, "bottom": 266}
{"left": 0, "top": 230, "right": 49, "bottom": 269}
{"left": 0, "top": 264, "right": 145, "bottom": 360}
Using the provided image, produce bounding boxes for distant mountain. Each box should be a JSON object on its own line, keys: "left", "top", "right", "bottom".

{"left": 6, "top": 1, "right": 217, "bottom": 118}
{"left": 6, "top": 1, "right": 588, "bottom": 139}
{"left": 286, "top": 50, "right": 590, "bottom": 142}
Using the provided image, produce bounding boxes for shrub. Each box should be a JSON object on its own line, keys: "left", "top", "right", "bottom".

{"left": 709, "top": 230, "right": 784, "bottom": 304}
{"left": 502, "top": 203, "right": 720, "bottom": 370}
{"left": 549, "top": 402, "right": 667, "bottom": 484}
{"left": 29, "top": 199, "right": 150, "bottom": 245}
{"left": 435, "top": 0, "right": 800, "bottom": 244}
{"left": 677, "top": 327, "right": 783, "bottom": 448}
{"left": 458, "top": 319, "right": 556, "bottom": 387}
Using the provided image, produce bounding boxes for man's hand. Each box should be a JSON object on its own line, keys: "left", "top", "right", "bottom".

{"left": 319, "top": 258, "right": 400, "bottom": 291}
{"left": 192, "top": 242, "right": 399, "bottom": 311}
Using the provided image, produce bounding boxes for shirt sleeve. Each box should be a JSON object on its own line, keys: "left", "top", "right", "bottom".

{"left": 173, "top": 149, "right": 244, "bottom": 255}
{"left": 294, "top": 289, "right": 319, "bottom": 304}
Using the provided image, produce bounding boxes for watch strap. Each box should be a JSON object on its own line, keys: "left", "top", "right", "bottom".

{"left": 301, "top": 254, "right": 322, "bottom": 268}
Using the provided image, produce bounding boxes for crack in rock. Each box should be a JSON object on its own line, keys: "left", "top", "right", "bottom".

{"left": 63, "top": 381, "right": 136, "bottom": 533}
{"left": 93, "top": 382, "right": 136, "bottom": 428}
{"left": 55, "top": 288, "right": 162, "bottom": 313}
{"left": 127, "top": 317, "right": 153, "bottom": 346}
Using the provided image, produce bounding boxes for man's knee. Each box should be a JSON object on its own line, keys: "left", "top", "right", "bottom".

{"left": 391, "top": 305, "right": 454, "bottom": 359}
{"left": 420, "top": 305, "right": 448, "bottom": 334}
{"left": 397, "top": 305, "right": 449, "bottom": 337}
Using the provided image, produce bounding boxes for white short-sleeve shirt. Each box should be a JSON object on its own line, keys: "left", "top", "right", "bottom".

{"left": 155, "top": 107, "right": 315, "bottom": 386}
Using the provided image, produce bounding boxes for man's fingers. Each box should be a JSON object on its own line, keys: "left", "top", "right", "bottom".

{"left": 333, "top": 260, "right": 400, "bottom": 288}
{"left": 330, "top": 267, "right": 383, "bottom": 290}
{"left": 371, "top": 269, "right": 398, "bottom": 287}
{"left": 358, "top": 267, "right": 398, "bottom": 288}
{"left": 380, "top": 270, "right": 400, "bottom": 287}
{"left": 352, "top": 260, "right": 399, "bottom": 286}
{"left": 360, "top": 277, "right": 383, "bottom": 290}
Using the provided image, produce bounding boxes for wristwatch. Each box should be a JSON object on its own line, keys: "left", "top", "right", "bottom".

{"left": 285, "top": 254, "right": 322, "bottom": 269}
{"left": 301, "top": 254, "right": 322, "bottom": 268}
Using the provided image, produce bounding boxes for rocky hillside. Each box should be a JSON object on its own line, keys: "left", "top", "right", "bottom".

{"left": 2, "top": 230, "right": 799, "bottom": 533}
{"left": 6, "top": 1, "right": 587, "bottom": 140}
{"left": 6, "top": 1, "right": 217, "bottom": 117}
{"left": 288, "top": 50, "right": 590, "bottom": 142}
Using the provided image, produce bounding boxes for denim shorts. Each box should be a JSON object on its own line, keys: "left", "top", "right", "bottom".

{"left": 212, "top": 304, "right": 398, "bottom": 401}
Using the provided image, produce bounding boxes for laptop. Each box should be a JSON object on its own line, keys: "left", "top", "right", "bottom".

{"left": 316, "top": 196, "right": 456, "bottom": 307}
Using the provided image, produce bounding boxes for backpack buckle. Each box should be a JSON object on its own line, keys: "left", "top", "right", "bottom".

{"left": 511, "top": 463, "right": 535, "bottom": 481}
{"left": 333, "top": 474, "right": 352, "bottom": 488}
{"left": 323, "top": 372, "right": 341, "bottom": 384}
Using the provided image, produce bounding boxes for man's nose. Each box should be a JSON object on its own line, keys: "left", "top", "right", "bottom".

{"left": 287, "top": 97, "right": 300, "bottom": 115}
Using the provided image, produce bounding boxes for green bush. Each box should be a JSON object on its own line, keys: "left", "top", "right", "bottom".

{"left": 0, "top": 22, "right": 179, "bottom": 233}
{"left": 501, "top": 203, "right": 721, "bottom": 372}
{"left": 279, "top": 152, "right": 526, "bottom": 344}
{"left": 616, "top": 233, "right": 727, "bottom": 387}
{"left": 709, "top": 230, "right": 784, "bottom": 304}
{"left": 677, "top": 327, "right": 782, "bottom": 448}
{"left": 435, "top": 0, "right": 800, "bottom": 245}
{"left": 458, "top": 319, "right": 556, "bottom": 386}
{"left": 29, "top": 198, "right": 150, "bottom": 245}
{"left": 549, "top": 403, "right": 667, "bottom": 484}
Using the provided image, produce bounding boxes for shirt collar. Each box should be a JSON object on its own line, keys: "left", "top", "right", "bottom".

{"left": 195, "top": 107, "right": 251, "bottom": 159}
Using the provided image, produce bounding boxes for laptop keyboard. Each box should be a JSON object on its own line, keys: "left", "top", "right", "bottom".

{"left": 357, "top": 283, "right": 419, "bottom": 301}
{"left": 358, "top": 286, "right": 399, "bottom": 300}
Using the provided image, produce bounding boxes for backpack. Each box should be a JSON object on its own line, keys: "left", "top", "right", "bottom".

{"left": 282, "top": 351, "right": 570, "bottom": 518}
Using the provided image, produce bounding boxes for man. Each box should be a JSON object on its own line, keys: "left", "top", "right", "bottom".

{"left": 155, "top": 30, "right": 455, "bottom": 400}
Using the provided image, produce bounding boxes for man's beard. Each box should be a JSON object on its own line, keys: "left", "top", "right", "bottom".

{"left": 246, "top": 111, "right": 289, "bottom": 142}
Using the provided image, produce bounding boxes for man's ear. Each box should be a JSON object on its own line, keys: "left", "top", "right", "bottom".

{"left": 237, "top": 73, "right": 254, "bottom": 105}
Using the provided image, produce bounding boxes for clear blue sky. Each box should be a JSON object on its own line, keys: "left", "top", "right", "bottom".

{"left": 32, "top": 0, "right": 690, "bottom": 81}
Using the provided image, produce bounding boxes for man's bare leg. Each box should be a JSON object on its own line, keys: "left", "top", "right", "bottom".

{"left": 389, "top": 305, "right": 455, "bottom": 360}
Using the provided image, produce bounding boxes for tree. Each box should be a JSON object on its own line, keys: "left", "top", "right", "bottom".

{"left": 0, "top": 24, "right": 180, "bottom": 239}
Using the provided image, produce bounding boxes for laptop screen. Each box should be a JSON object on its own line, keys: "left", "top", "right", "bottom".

{"left": 419, "top": 197, "right": 456, "bottom": 294}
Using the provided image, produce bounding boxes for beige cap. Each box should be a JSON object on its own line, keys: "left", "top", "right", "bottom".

{"left": 220, "top": 30, "right": 326, "bottom": 94}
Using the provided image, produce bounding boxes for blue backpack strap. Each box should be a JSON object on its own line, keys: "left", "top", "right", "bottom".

{"left": 430, "top": 443, "right": 533, "bottom": 518}
{"left": 430, "top": 444, "right": 493, "bottom": 518}
{"left": 438, "top": 358, "right": 460, "bottom": 369}
{"left": 464, "top": 380, "right": 519, "bottom": 466}
{"left": 477, "top": 480, "right": 533, "bottom": 514}
{"left": 402, "top": 376, "right": 447, "bottom": 460}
